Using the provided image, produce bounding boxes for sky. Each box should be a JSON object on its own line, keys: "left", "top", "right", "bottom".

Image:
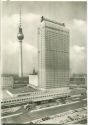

{"left": 1, "top": 1, "right": 87, "bottom": 75}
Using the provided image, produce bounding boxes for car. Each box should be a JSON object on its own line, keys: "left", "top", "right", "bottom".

{"left": 42, "top": 117, "right": 50, "bottom": 121}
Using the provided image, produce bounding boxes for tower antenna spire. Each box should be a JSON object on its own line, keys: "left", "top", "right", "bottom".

{"left": 19, "top": 7, "right": 22, "bottom": 27}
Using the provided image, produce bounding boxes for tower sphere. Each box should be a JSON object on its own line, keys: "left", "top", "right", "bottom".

{"left": 17, "top": 33, "right": 24, "bottom": 40}
{"left": 17, "top": 26, "right": 24, "bottom": 41}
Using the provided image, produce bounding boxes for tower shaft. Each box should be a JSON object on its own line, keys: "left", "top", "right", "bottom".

{"left": 19, "top": 41, "right": 23, "bottom": 77}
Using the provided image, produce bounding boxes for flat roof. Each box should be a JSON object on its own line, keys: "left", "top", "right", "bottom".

{"left": 41, "top": 16, "right": 65, "bottom": 27}
{"left": 7, "top": 86, "right": 37, "bottom": 95}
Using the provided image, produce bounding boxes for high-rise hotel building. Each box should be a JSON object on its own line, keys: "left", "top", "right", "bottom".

{"left": 38, "top": 16, "right": 70, "bottom": 89}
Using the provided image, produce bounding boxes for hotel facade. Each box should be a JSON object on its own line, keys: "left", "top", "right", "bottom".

{"left": 38, "top": 16, "right": 70, "bottom": 89}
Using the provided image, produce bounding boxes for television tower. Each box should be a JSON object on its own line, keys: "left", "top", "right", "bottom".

{"left": 17, "top": 8, "right": 24, "bottom": 77}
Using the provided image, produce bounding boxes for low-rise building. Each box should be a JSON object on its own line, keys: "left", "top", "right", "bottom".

{"left": 29, "top": 74, "right": 38, "bottom": 86}
{"left": 0, "top": 74, "right": 14, "bottom": 89}
{"left": 13, "top": 76, "right": 29, "bottom": 88}
{"left": 0, "top": 74, "right": 29, "bottom": 89}
{"left": 70, "top": 74, "right": 87, "bottom": 86}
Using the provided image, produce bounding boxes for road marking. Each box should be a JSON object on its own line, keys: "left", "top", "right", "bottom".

{"left": 30, "top": 99, "right": 86, "bottom": 113}
{"left": 1, "top": 112, "right": 22, "bottom": 119}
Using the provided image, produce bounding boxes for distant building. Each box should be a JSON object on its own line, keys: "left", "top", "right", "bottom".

{"left": 70, "top": 74, "right": 87, "bottom": 86}
{"left": 0, "top": 74, "right": 29, "bottom": 89}
{"left": 0, "top": 74, "right": 14, "bottom": 89}
{"left": 13, "top": 76, "right": 29, "bottom": 88}
{"left": 33, "top": 68, "right": 38, "bottom": 75}
{"left": 29, "top": 75, "right": 38, "bottom": 86}
{"left": 38, "top": 16, "right": 70, "bottom": 89}
{"left": 28, "top": 68, "right": 38, "bottom": 87}
{"left": 29, "top": 68, "right": 38, "bottom": 75}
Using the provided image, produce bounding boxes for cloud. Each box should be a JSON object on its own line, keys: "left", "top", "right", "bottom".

{"left": 72, "top": 19, "right": 86, "bottom": 34}
{"left": 67, "top": 19, "right": 86, "bottom": 47}
{"left": 2, "top": 40, "right": 38, "bottom": 74}
{"left": 70, "top": 45, "right": 86, "bottom": 73}
{"left": 66, "top": 19, "right": 87, "bottom": 74}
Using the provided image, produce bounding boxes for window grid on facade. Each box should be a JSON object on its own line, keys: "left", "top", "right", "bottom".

{"left": 38, "top": 19, "right": 69, "bottom": 89}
